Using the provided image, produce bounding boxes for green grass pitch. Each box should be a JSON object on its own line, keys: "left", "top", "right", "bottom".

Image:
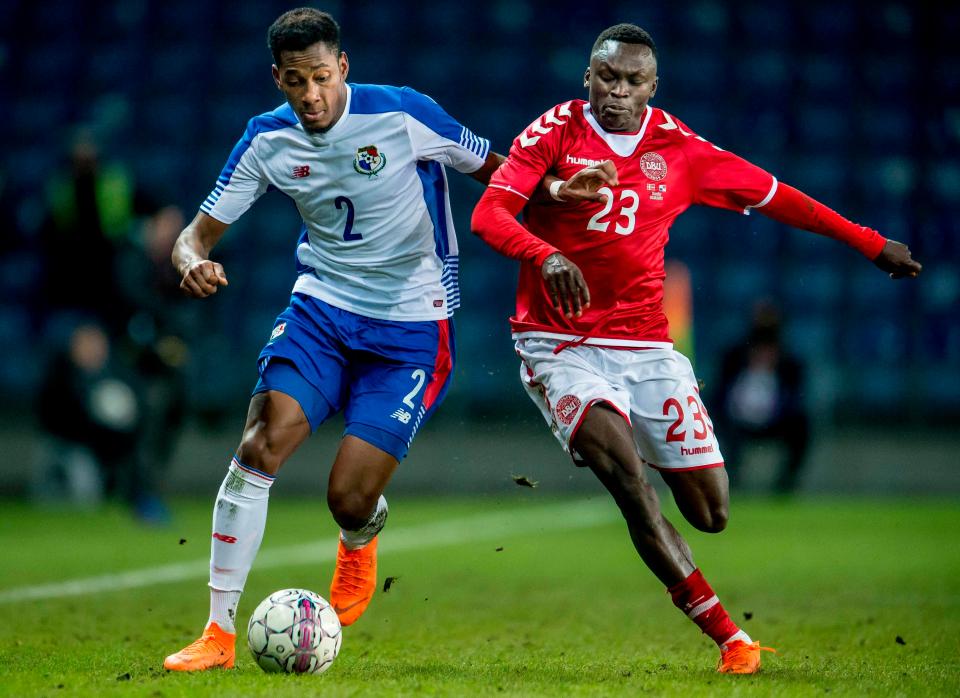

{"left": 1, "top": 493, "right": 958, "bottom": 696}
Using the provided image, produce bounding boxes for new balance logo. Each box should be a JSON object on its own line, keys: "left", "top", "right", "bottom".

{"left": 520, "top": 102, "right": 573, "bottom": 148}
{"left": 391, "top": 409, "right": 412, "bottom": 424}
{"left": 292, "top": 165, "right": 310, "bottom": 178}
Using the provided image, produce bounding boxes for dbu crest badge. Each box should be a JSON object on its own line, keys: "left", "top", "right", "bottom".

{"left": 354, "top": 144, "right": 386, "bottom": 176}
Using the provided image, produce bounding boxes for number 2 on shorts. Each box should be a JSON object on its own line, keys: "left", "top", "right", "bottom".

{"left": 403, "top": 369, "right": 427, "bottom": 408}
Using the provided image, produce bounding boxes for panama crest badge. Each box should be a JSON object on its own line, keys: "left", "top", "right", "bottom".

{"left": 354, "top": 144, "right": 386, "bottom": 176}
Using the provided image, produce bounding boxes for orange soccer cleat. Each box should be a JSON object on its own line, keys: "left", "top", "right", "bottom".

{"left": 717, "top": 639, "right": 776, "bottom": 674}
{"left": 163, "top": 622, "right": 236, "bottom": 672}
{"left": 330, "top": 536, "right": 378, "bottom": 626}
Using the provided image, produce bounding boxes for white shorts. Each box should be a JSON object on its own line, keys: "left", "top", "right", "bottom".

{"left": 516, "top": 337, "right": 724, "bottom": 472}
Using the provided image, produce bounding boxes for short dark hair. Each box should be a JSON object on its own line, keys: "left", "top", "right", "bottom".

{"left": 267, "top": 7, "right": 340, "bottom": 64}
{"left": 591, "top": 23, "right": 657, "bottom": 61}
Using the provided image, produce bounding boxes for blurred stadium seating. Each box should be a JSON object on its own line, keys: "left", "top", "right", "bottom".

{"left": 1, "top": 0, "right": 956, "bottom": 428}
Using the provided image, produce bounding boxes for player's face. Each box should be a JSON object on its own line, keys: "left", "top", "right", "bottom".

{"left": 585, "top": 41, "right": 658, "bottom": 133}
{"left": 272, "top": 42, "right": 349, "bottom": 133}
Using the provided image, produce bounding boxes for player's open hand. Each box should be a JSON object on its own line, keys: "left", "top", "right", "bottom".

{"left": 542, "top": 253, "right": 590, "bottom": 318}
{"left": 558, "top": 160, "right": 620, "bottom": 202}
{"left": 873, "top": 240, "right": 922, "bottom": 279}
{"left": 180, "top": 259, "right": 229, "bottom": 298}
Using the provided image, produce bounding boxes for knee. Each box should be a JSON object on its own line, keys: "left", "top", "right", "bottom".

{"left": 691, "top": 503, "right": 728, "bottom": 533}
{"left": 237, "top": 423, "right": 285, "bottom": 474}
{"left": 327, "top": 487, "right": 376, "bottom": 531}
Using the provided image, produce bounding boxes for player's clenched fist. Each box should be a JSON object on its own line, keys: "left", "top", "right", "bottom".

{"left": 180, "top": 259, "right": 229, "bottom": 298}
{"left": 873, "top": 239, "right": 922, "bottom": 279}
{"left": 542, "top": 252, "right": 591, "bottom": 318}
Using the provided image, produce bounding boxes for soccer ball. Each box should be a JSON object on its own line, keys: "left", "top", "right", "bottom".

{"left": 247, "top": 588, "right": 342, "bottom": 674}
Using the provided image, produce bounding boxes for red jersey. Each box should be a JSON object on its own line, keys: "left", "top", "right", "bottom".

{"left": 488, "top": 100, "right": 777, "bottom": 345}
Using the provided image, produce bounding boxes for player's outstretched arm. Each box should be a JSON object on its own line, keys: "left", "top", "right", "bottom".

{"left": 873, "top": 239, "right": 922, "bottom": 279}
{"left": 542, "top": 160, "right": 620, "bottom": 202}
{"left": 172, "top": 212, "right": 230, "bottom": 298}
{"left": 758, "top": 182, "right": 922, "bottom": 280}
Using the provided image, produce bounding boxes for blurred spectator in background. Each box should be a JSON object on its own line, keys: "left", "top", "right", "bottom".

{"left": 714, "top": 301, "right": 810, "bottom": 493}
{"left": 116, "top": 204, "right": 193, "bottom": 522}
{"left": 33, "top": 321, "right": 141, "bottom": 508}
{"left": 33, "top": 128, "right": 191, "bottom": 523}
{"left": 38, "top": 129, "right": 145, "bottom": 333}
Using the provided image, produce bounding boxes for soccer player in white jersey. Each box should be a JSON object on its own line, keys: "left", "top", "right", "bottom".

{"left": 472, "top": 23, "right": 922, "bottom": 674}
{"left": 163, "top": 8, "right": 504, "bottom": 671}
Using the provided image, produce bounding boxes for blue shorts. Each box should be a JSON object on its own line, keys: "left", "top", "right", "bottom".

{"left": 253, "top": 294, "right": 455, "bottom": 461}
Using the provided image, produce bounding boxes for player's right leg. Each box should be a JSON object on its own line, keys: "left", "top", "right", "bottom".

{"left": 163, "top": 388, "right": 313, "bottom": 671}
{"left": 573, "top": 403, "right": 698, "bottom": 584}
{"left": 165, "top": 297, "right": 345, "bottom": 671}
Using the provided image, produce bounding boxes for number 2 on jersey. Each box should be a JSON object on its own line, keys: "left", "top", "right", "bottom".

{"left": 335, "top": 196, "right": 362, "bottom": 241}
{"left": 586, "top": 187, "right": 640, "bottom": 236}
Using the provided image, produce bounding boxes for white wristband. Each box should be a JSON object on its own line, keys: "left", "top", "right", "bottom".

{"left": 549, "top": 179, "right": 565, "bottom": 201}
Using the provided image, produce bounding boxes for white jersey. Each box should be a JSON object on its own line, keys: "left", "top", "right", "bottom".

{"left": 200, "top": 83, "right": 491, "bottom": 321}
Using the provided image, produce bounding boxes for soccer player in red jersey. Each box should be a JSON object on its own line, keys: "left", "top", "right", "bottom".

{"left": 471, "top": 23, "right": 921, "bottom": 674}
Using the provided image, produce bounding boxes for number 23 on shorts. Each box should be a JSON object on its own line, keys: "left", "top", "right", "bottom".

{"left": 663, "top": 392, "right": 714, "bottom": 443}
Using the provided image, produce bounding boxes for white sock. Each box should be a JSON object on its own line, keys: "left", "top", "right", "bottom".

{"left": 722, "top": 629, "right": 753, "bottom": 649}
{"left": 207, "top": 457, "right": 275, "bottom": 632}
{"left": 209, "top": 589, "right": 242, "bottom": 633}
{"left": 340, "top": 495, "right": 388, "bottom": 549}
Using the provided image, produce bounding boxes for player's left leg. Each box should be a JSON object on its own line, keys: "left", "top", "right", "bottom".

{"left": 328, "top": 314, "right": 455, "bottom": 626}
{"left": 627, "top": 349, "right": 774, "bottom": 672}
{"left": 327, "top": 437, "right": 396, "bottom": 626}
{"left": 655, "top": 467, "right": 774, "bottom": 672}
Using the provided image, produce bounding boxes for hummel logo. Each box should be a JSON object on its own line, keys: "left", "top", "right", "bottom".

{"left": 292, "top": 165, "right": 310, "bottom": 178}
{"left": 566, "top": 154, "right": 604, "bottom": 167}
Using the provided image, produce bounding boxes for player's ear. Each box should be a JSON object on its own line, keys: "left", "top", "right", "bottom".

{"left": 272, "top": 64, "right": 282, "bottom": 90}
{"left": 340, "top": 51, "right": 349, "bottom": 80}
{"left": 583, "top": 67, "right": 590, "bottom": 88}
{"left": 650, "top": 77, "right": 658, "bottom": 99}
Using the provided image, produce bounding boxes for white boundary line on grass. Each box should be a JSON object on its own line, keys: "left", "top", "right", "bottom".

{"left": 0, "top": 498, "right": 616, "bottom": 605}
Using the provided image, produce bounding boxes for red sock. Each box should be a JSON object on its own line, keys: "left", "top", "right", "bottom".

{"left": 668, "top": 568, "right": 740, "bottom": 647}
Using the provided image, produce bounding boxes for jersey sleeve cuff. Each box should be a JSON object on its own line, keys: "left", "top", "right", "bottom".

{"left": 532, "top": 247, "right": 560, "bottom": 268}
{"left": 860, "top": 229, "right": 887, "bottom": 260}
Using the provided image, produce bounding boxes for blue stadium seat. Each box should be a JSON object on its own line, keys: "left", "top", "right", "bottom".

{"left": 847, "top": 363, "right": 907, "bottom": 406}
{"left": 920, "top": 363, "right": 960, "bottom": 409}
{"left": 796, "top": 104, "right": 851, "bottom": 147}
{"left": 787, "top": 154, "right": 849, "bottom": 200}
{"left": 846, "top": 265, "right": 907, "bottom": 310}
{"left": 782, "top": 314, "right": 837, "bottom": 361}
{"left": 842, "top": 318, "right": 908, "bottom": 364}
{"left": 859, "top": 111, "right": 913, "bottom": 152}
{"left": 805, "top": 5, "right": 856, "bottom": 41}
{"left": 714, "top": 261, "right": 774, "bottom": 307}
{"left": 780, "top": 262, "right": 844, "bottom": 313}
{"left": 918, "top": 264, "right": 959, "bottom": 313}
